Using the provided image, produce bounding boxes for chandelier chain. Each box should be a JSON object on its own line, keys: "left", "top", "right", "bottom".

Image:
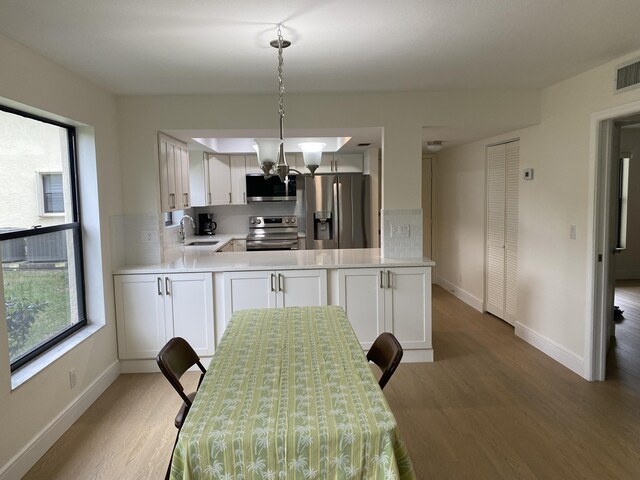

{"left": 277, "top": 25, "right": 285, "bottom": 119}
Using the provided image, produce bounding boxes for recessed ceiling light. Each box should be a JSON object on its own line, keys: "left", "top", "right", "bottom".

{"left": 426, "top": 141, "right": 443, "bottom": 152}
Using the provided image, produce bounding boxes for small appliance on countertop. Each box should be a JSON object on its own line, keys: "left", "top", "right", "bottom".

{"left": 198, "top": 213, "right": 217, "bottom": 235}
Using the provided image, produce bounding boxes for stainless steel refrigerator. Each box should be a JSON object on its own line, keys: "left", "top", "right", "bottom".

{"left": 303, "top": 173, "right": 370, "bottom": 250}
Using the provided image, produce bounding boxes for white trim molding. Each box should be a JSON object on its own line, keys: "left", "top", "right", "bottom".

{"left": 515, "top": 322, "right": 584, "bottom": 377}
{"left": 0, "top": 361, "right": 120, "bottom": 480}
{"left": 436, "top": 276, "right": 484, "bottom": 312}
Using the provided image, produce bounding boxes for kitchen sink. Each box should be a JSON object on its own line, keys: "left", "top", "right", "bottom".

{"left": 185, "top": 240, "right": 219, "bottom": 246}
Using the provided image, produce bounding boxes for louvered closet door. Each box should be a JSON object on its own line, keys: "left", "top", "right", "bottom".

{"left": 485, "top": 140, "right": 520, "bottom": 325}
{"left": 486, "top": 144, "right": 506, "bottom": 319}
{"left": 504, "top": 141, "right": 520, "bottom": 324}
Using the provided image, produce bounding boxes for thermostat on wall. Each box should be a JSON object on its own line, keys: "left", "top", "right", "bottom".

{"left": 523, "top": 168, "right": 534, "bottom": 180}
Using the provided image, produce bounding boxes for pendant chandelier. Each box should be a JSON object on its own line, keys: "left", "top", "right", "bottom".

{"left": 254, "top": 25, "right": 325, "bottom": 182}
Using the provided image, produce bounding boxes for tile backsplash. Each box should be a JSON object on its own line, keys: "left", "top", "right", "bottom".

{"left": 381, "top": 209, "right": 423, "bottom": 258}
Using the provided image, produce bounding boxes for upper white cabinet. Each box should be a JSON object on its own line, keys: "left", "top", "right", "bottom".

{"left": 223, "top": 269, "right": 327, "bottom": 323}
{"left": 245, "top": 153, "right": 262, "bottom": 175}
{"left": 158, "top": 133, "right": 190, "bottom": 212}
{"left": 338, "top": 267, "right": 431, "bottom": 351}
{"left": 315, "top": 153, "right": 363, "bottom": 174}
{"left": 114, "top": 272, "right": 215, "bottom": 360}
{"left": 230, "top": 155, "right": 247, "bottom": 204}
{"left": 191, "top": 153, "right": 247, "bottom": 206}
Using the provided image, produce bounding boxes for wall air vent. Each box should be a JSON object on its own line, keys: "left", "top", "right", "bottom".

{"left": 615, "top": 57, "right": 640, "bottom": 93}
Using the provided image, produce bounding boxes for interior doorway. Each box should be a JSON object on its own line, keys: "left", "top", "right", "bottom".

{"left": 592, "top": 103, "right": 640, "bottom": 380}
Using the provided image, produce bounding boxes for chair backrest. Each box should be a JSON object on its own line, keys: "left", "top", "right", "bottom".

{"left": 156, "top": 337, "right": 206, "bottom": 405}
{"left": 366, "top": 332, "right": 403, "bottom": 390}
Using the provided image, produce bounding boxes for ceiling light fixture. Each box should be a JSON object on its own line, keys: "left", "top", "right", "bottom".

{"left": 254, "top": 25, "right": 324, "bottom": 181}
{"left": 426, "top": 141, "right": 443, "bottom": 152}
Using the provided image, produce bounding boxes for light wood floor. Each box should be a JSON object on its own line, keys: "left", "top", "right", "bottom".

{"left": 24, "top": 286, "right": 640, "bottom": 479}
{"left": 612, "top": 280, "right": 640, "bottom": 382}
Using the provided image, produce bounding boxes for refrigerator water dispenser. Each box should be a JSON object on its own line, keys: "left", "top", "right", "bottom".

{"left": 313, "top": 211, "right": 333, "bottom": 240}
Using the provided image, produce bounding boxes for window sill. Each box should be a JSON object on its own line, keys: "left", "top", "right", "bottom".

{"left": 11, "top": 323, "right": 105, "bottom": 391}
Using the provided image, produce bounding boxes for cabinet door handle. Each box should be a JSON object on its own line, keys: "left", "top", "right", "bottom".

{"left": 387, "top": 271, "right": 392, "bottom": 289}
{"left": 380, "top": 271, "right": 384, "bottom": 289}
{"left": 270, "top": 273, "right": 276, "bottom": 292}
{"left": 184, "top": 192, "right": 189, "bottom": 207}
{"left": 165, "top": 277, "right": 171, "bottom": 295}
{"left": 229, "top": 192, "right": 232, "bottom": 204}
{"left": 157, "top": 277, "right": 163, "bottom": 296}
{"left": 243, "top": 192, "right": 246, "bottom": 203}
{"left": 208, "top": 192, "right": 212, "bottom": 204}
{"left": 278, "top": 273, "right": 283, "bottom": 292}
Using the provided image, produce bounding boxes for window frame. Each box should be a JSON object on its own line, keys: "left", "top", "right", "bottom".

{"left": 0, "top": 104, "right": 87, "bottom": 372}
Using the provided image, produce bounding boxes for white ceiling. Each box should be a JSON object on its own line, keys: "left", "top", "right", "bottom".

{"left": 2, "top": 0, "right": 640, "bottom": 151}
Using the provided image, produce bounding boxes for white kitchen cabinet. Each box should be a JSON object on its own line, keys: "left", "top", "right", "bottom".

{"left": 315, "top": 153, "right": 363, "bottom": 174}
{"left": 189, "top": 151, "right": 213, "bottom": 206}
{"left": 230, "top": 155, "right": 247, "bottom": 204}
{"left": 245, "top": 153, "right": 262, "bottom": 175}
{"left": 223, "top": 269, "right": 327, "bottom": 321}
{"left": 338, "top": 267, "right": 431, "bottom": 351}
{"left": 114, "top": 273, "right": 214, "bottom": 360}
{"left": 314, "top": 153, "right": 335, "bottom": 174}
{"left": 245, "top": 152, "right": 302, "bottom": 175}
{"left": 203, "top": 153, "right": 247, "bottom": 205}
{"left": 159, "top": 133, "right": 190, "bottom": 212}
{"left": 208, "top": 154, "right": 232, "bottom": 205}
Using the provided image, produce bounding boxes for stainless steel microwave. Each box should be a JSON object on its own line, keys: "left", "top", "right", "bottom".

{"left": 245, "top": 174, "right": 297, "bottom": 202}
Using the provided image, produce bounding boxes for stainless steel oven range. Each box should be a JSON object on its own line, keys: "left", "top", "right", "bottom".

{"left": 246, "top": 216, "right": 298, "bottom": 251}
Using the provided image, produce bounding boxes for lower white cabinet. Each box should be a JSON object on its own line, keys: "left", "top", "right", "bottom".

{"left": 338, "top": 267, "right": 431, "bottom": 351}
{"left": 114, "top": 273, "right": 214, "bottom": 359}
{"left": 224, "top": 269, "right": 327, "bottom": 321}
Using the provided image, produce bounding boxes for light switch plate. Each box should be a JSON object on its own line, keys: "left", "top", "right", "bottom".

{"left": 523, "top": 168, "right": 534, "bottom": 180}
{"left": 391, "top": 224, "right": 410, "bottom": 238}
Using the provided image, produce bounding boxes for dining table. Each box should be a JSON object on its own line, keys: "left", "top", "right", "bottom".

{"left": 169, "top": 305, "right": 415, "bottom": 480}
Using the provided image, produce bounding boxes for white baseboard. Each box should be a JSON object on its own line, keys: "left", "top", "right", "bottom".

{"left": 515, "top": 322, "right": 584, "bottom": 377}
{"left": 0, "top": 361, "right": 120, "bottom": 480}
{"left": 402, "top": 349, "right": 433, "bottom": 363}
{"left": 615, "top": 271, "right": 640, "bottom": 280}
{"left": 436, "top": 276, "right": 484, "bottom": 312}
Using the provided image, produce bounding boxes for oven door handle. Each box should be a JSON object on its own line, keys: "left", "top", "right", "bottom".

{"left": 246, "top": 240, "right": 298, "bottom": 250}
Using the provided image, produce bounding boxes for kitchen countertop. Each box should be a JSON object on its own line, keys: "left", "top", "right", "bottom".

{"left": 115, "top": 246, "right": 435, "bottom": 274}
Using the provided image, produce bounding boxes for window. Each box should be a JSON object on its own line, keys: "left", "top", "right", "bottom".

{"left": 0, "top": 105, "right": 86, "bottom": 372}
{"left": 38, "top": 172, "right": 65, "bottom": 215}
{"left": 164, "top": 211, "right": 174, "bottom": 226}
{"left": 616, "top": 155, "right": 631, "bottom": 250}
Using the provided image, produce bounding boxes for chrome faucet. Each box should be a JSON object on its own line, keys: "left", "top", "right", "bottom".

{"left": 178, "top": 215, "right": 195, "bottom": 243}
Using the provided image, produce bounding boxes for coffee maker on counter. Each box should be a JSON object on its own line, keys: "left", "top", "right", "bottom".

{"left": 198, "top": 213, "right": 217, "bottom": 235}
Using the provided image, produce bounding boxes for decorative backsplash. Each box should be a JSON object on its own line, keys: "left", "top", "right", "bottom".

{"left": 381, "top": 209, "right": 423, "bottom": 258}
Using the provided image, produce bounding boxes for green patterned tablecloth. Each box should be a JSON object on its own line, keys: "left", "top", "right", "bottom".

{"left": 170, "top": 306, "right": 415, "bottom": 480}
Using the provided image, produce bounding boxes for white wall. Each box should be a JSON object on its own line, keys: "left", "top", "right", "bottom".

{"left": 615, "top": 128, "right": 640, "bottom": 279}
{"left": 0, "top": 34, "right": 121, "bottom": 477}
{"left": 434, "top": 48, "right": 640, "bottom": 377}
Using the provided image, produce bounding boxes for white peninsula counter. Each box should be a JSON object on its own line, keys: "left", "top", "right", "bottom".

{"left": 114, "top": 248, "right": 434, "bottom": 372}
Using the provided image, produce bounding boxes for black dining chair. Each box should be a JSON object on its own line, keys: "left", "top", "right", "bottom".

{"left": 156, "top": 337, "right": 207, "bottom": 480}
{"left": 367, "top": 332, "right": 403, "bottom": 390}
